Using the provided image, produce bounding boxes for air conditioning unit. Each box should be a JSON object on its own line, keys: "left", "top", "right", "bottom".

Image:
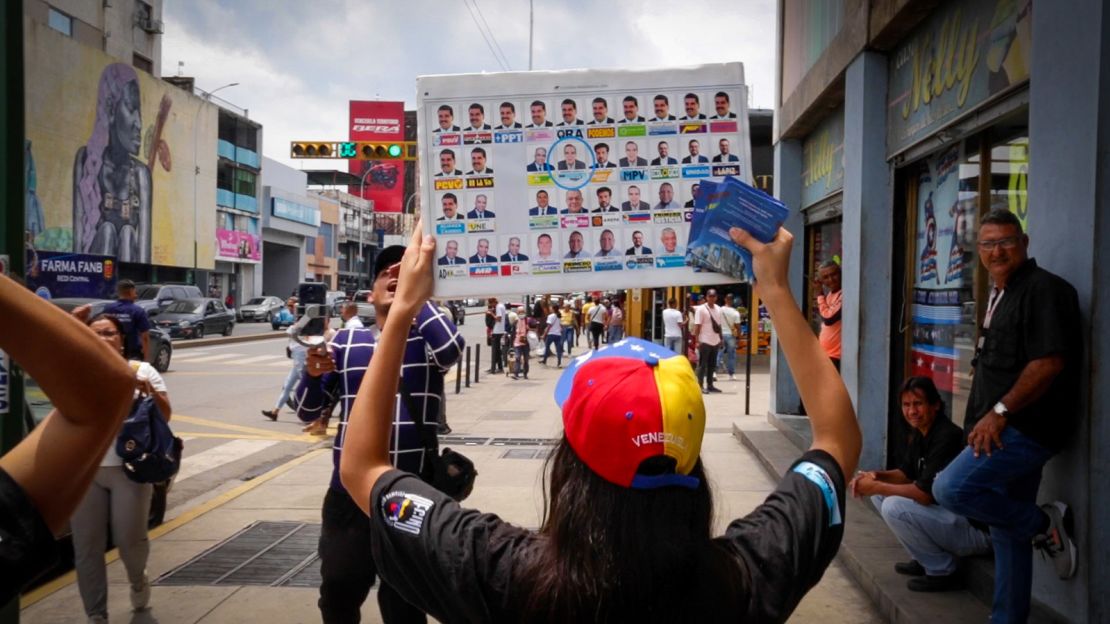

{"left": 138, "top": 17, "right": 164, "bottom": 34}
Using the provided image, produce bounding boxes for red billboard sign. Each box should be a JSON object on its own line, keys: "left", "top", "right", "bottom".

{"left": 348, "top": 100, "right": 405, "bottom": 212}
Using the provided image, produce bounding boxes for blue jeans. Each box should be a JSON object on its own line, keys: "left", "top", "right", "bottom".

{"left": 933, "top": 426, "right": 1054, "bottom": 624}
{"left": 718, "top": 334, "right": 737, "bottom": 374}
{"left": 872, "top": 495, "right": 991, "bottom": 576}
{"left": 542, "top": 334, "right": 563, "bottom": 366}
{"left": 607, "top": 325, "right": 624, "bottom": 343}
{"left": 275, "top": 347, "right": 306, "bottom": 411}
{"left": 562, "top": 326, "right": 574, "bottom": 353}
{"left": 664, "top": 336, "right": 683, "bottom": 354}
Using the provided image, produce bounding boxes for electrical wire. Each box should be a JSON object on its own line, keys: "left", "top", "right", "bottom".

{"left": 462, "top": 0, "right": 509, "bottom": 71}
{"left": 472, "top": 0, "right": 512, "bottom": 70}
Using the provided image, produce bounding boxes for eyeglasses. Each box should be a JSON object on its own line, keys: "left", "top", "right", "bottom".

{"left": 94, "top": 329, "right": 120, "bottom": 337}
{"left": 977, "top": 236, "right": 1021, "bottom": 251}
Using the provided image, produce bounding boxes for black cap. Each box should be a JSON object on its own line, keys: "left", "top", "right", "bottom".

{"left": 372, "top": 245, "right": 406, "bottom": 280}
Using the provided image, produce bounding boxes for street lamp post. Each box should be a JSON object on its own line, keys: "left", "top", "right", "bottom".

{"left": 357, "top": 167, "right": 377, "bottom": 289}
{"left": 192, "top": 82, "right": 239, "bottom": 287}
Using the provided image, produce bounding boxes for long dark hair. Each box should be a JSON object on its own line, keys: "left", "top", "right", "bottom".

{"left": 898, "top": 376, "right": 947, "bottom": 421}
{"left": 513, "top": 437, "right": 737, "bottom": 621}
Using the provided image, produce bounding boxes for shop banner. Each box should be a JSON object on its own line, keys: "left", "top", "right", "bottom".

{"left": 348, "top": 101, "right": 405, "bottom": 213}
{"left": 911, "top": 145, "right": 977, "bottom": 394}
{"left": 887, "top": 0, "right": 1031, "bottom": 156}
{"left": 24, "top": 250, "right": 118, "bottom": 300}
{"left": 216, "top": 229, "right": 261, "bottom": 262}
{"left": 418, "top": 64, "right": 753, "bottom": 297}
{"left": 801, "top": 106, "right": 845, "bottom": 209}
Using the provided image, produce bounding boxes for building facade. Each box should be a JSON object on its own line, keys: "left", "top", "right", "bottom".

{"left": 315, "top": 188, "right": 374, "bottom": 293}
{"left": 210, "top": 106, "right": 262, "bottom": 304}
{"left": 26, "top": 0, "right": 163, "bottom": 76}
{"left": 260, "top": 156, "right": 320, "bottom": 299}
{"left": 772, "top": 0, "right": 1109, "bottom": 620}
{"left": 306, "top": 193, "right": 340, "bottom": 289}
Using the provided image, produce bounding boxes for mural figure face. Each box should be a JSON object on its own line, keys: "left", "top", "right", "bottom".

{"left": 113, "top": 82, "right": 142, "bottom": 155}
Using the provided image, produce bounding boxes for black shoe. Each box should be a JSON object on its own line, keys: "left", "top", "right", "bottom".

{"left": 437, "top": 424, "right": 452, "bottom": 435}
{"left": 707, "top": 386, "right": 722, "bottom": 393}
{"left": 907, "top": 574, "right": 961, "bottom": 592}
{"left": 894, "top": 560, "right": 926, "bottom": 576}
{"left": 261, "top": 409, "right": 278, "bottom": 421}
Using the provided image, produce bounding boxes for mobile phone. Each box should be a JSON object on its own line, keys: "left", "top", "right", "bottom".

{"left": 297, "top": 282, "right": 328, "bottom": 336}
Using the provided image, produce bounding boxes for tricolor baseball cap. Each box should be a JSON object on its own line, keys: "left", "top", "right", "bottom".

{"left": 554, "top": 338, "right": 706, "bottom": 490}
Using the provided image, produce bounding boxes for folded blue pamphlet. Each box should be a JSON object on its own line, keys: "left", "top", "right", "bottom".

{"left": 686, "top": 176, "right": 790, "bottom": 281}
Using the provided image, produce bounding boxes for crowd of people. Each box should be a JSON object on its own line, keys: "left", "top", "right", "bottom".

{"left": 0, "top": 208, "right": 1083, "bottom": 624}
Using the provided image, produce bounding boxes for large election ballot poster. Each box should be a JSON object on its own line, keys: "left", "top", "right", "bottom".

{"left": 417, "top": 64, "right": 753, "bottom": 297}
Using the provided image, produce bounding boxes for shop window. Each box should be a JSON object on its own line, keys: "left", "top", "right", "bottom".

{"left": 234, "top": 169, "right": 256, "bottom": 197}
{"left": 989, "top": 136, "right": 1029, "bottom": 232}
{"left": 305, "top": 236, "right": 316, "bottom": 254}
{"left": 804, "top": 216, "right": 843, "bottom": 334}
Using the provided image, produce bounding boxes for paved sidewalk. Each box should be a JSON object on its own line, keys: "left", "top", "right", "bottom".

{"left": 21, "top": 354, "right": 880, "bottom": 623}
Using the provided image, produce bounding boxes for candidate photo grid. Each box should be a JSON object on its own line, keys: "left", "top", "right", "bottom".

{"left": 468, "top": 235, "right": 497, "bottom": 265}
{"left": 462, "top": 101, "right": 493, "bottom": 132}
{"left": 465, "top": 191, "right": 495, "bottom": 220}
{"left": 590, "top": 140, "right": 617, "bottom": 170}
{"left": 621, "top": 183, "right": 650, "bottom": 212}
{"left": 657, "top": 223, "right": 686, "bottom": 257}
{"left": 465, "top": 144, "right": 493, "bottom": 176}
{"left": 526, "top": 98, "right": 554, "bottom": 129}
{"left": 648, "top": 92, "right": 678, "bottom": 122}
{"left": 431, "top": 102, "right": 462, "bottom": 133}
{"left": 588, "top": 96, "right": 615, "bottom": 125}
{"left": 563, "top": 229, "right": 591, "bottom": 259}
{"left": 680, "top": 91, "right": 709, "bottom": 121}
{"left": 437, "top": 238, "right": 466, "bottom": 266}
{"left": 649, "top": 137, "right": 678, "bottom": 166}
{"left": 556, "top": 97, "right": 585, "bottom": 127}
{"left": 651, "top": 181, "right": 681, "bottom": 212}
{"left": 618, "top": 138, "right": 647, "bottom": 168}
{"left": 684, "top": 182, "right": 703, "bottom": 209}
{"left": 681, "top": 136, "right": 710, "bottom": 165}
{"left": 498, "top": 234, "right": 529, "bottom": 263}
{"left": 711, "top": 134, "right": 740, "bottom": 164}
{"left": 494, "top": 100, "right": 523, "bottom": 130}
{"left": 593, "top": 227, "right": 620, "bottom": 258}
{"left": 435, "top": 191, "right": 464, "bottom": 221}
{"left": 525, "top": 144, "right": 552, "bottom": 173}
{"left": 435, "top": 147, "right": 464, "bottom": 177}
{"left": 560, "top": 188, "right": 589, "bottom": 216}
{"left": 529, "top": 187, "right": 558, "bottom": 216}
{"left": 591, "top": 184, "right": 619, "bottom": 213}
{"left": 618, "top": 94, "right": 645, "bottom": 124}
{"left": 624, "top": 226, "right": 655, "bottom": 257}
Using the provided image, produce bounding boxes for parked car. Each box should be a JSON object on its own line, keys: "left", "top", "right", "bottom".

{"left": 353, "top": 289, "right": 372, "bottom": 303}
{"left": 153, "top": 298, "right": 235, "bottom": 339}
{"left": 445, "top": 300, "right": 464, "bottom": 325}
{"left": 51, "top": 298, "right": 173, "bottom": 372}
{"left": 238, "top": 296, "right": 284, "bottom": 323}
{"left": 134, "top": 283, "right": 203, "bottom": 318}
{"left": 463, "top": 297, "right": 481, "bottom": 307}
{"left": 327, "top": 290, "right": 349, "bottom": 315}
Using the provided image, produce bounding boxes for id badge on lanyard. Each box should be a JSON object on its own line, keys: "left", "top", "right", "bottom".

{"left": 973, "top": 288, "right": 1005, "bottom": 372}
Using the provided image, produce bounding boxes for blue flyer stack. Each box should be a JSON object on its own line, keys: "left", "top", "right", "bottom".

{"left": 686, "top": 176, "right": 790, "bottom": 281}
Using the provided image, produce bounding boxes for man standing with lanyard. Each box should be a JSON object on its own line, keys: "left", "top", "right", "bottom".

{"left": 295, "top": 246, "right": 464, "bottom": 623}
{"left": 693, "top": 289, "right": 724, "bottom": 394}
{"left": 933, "top": 210, "right": 1080, "bottom": 624}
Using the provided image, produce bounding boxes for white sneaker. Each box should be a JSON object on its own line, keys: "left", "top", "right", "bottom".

{"left": 130, "top": 573, "right": 151, "bottom": 611}
{"left": 729, "top": 374, "right": 735, "bottom": 380}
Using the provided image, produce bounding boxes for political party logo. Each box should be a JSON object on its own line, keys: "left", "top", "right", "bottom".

{"left": 563, "top": 260, "right": 593, "bottom": 273}
{"left": 560, "top": 215, "right": 590, "bottom": 228}
{"left": 620, "top": 169, "right": 648, "bottom": 182}
{"left": 532, "top": 261, "right": 562, "bottom": 275}
{"left": 711, "top": 164, "right": 741, "bottom": 177}
{"left": 528, "top": 173, "right": 553, "bottom": 185}
{"left": 556, "top": 128, "right": 585, "bottom": 139}
{"left": 679, "top": 123, "right": 707, "bottom": 134}
{"left": 594, "top": 259, "right": 623, "bottom": 271}
{"left": 590, "top": 169, "right": 614, "bottom": 183}
{"left": 655, "top": 255, "right": 687, "bottom": 268}
{"left": 651, "top": 166, "right": 679, "bottom": 179}
{"left": 467, "top": 220, "right": 495, "bottom": 233}
{"left": 469, "top": 264, "right": 498, "bottom": 277}
{"left": 434, "top": 133, "right": 461, "bottom": 147}
{"left": 437, "top": 265, "right": 468, "bottom": 279}
{"left": 653, "top": 211, "right": 684, "bottom": 224}
{"left": 463, "top": 132, "right": 493, "bottom": 144}
{"left": 709, "top": 121, "right": 738, "bottom": 133}
{"left": 618, "top": 125, "right": 646, "bottom": 137}
{"left": 380, "top": 492, "right": 435, "bottom": 535}
{"left": 624, "top": 213, "right": 651, "bottom": 224}
{"left": 500, "top": 263, "right": 529, "bottom": 276}
{"left": 434, "top": 179, "right": 464, "bottom": 191}
{"left": 647, "top": 124, "right": 677, "bottom": 135}
{"left": 529, "top": 216, "right": 559, "bottom": 229}
{"left": 435, "top": 222, "right": 466, "bottom": 235}
{"left": 682, "top": 165, "right": 711, "bottom": 178}
{"left": 527, "top": 128, "right": 556, "bottom": 142}
{"left": 466, "top": 177, "right": 495, "bottom": 189}
{"left": 494, "top": 131, "right": 523, "bottom": 144}
{"left": 625, "top": 256, "right": 654, "bottom": 270}
{"left": 587, "top": 127, "right": 616, "bottom": 139}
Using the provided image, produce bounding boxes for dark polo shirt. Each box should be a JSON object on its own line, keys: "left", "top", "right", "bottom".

{"left": 966, "top": 259, "right": 1081, "bottom": 451}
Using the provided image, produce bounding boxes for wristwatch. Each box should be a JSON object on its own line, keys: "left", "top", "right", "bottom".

{"left": 993, "top": 401, "right": 1009, "bottom": 417}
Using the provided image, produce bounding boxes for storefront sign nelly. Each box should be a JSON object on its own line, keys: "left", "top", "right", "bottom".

{"left": 898, "top": 8, "right": 981, "bottom": 121}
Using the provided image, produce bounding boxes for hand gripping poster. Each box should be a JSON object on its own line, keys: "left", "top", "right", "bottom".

{"left": 418, "top": 64, "right": 753, "bottom": 297}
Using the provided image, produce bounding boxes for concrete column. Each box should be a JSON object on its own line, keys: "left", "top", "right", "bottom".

{"left": 769, "top": 139, "right": 804, "bottom": 415}
{"left": 841, "top": 51, "right": 892, "bottom": 471}
{"left": 1025, "top": 1, "right": 1108, "bottom": 620}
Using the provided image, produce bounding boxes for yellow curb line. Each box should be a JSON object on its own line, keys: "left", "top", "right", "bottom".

{"left": 20, "top": 448, "right": 329, "bottom": 609}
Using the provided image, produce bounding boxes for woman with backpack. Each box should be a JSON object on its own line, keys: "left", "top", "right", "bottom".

{"left": 71, "top": 312, "right": 173, "bottom": 622}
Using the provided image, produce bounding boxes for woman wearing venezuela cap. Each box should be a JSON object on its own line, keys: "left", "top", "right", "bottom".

{"left": 339, "top": 221, "right": 861, "bottom": 622}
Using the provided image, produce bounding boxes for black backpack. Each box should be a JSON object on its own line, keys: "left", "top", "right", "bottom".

{"left": 116, "top": 396, "right": 184, "bottom": 484}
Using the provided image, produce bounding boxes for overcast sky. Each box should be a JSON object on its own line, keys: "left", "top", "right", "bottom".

{"left": 163, "top": 0, "right": 777, "bottom": 169}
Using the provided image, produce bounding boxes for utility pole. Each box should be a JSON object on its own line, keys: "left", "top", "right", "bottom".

{"left": 528, "top": 0, "right": 534, "bottom": 70}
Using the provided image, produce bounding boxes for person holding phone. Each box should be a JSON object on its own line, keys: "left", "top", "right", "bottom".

{"left": 293, "top": 245, "right": 465, "bottom": 623}
{"left": 335, "top": 223, "right": 860, "bottom": 622}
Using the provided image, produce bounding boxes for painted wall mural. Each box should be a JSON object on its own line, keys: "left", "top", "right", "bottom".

{"left": 24, "top": 17, "right": 218, "bottom": 269}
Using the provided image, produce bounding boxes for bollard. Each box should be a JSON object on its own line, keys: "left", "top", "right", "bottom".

{"left": 465, "top": 346, "right": 471, "bottom": 388}
{"left": 455, "top": 356, "right": 463, "bottom": 394}
{"left": 475, "top": 344, "right": 481, "bottom": 383}
{"left": 744, "top": 283, "right": 754, "bottom": 415}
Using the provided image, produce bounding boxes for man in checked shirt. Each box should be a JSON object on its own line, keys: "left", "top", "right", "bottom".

{"left": 295, "top": 245, "right": 464, "bottom": 623}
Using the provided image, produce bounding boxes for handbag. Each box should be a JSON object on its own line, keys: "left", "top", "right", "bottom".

{"left": 116, "top": 395, "right": 184, "bottom": 484}
{"left": 398, "top": 384, "right": 477, "bottom": 501}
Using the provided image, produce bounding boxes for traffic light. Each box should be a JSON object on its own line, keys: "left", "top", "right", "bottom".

{"left": 290, "top": 141, "right": 418, "bottom": 161}
{"left": 290, "top": 142, "right": 336, "bottom": 158}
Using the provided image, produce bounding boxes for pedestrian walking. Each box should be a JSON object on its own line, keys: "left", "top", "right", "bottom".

{"left": 606, "top": 300, "right": 624, "bottom": 343}
{"left": 0, "top": 275, "right": 137, "bottom": 604}
{"left": 295, "top": 244, "right": 464, "bottom": 624}
{"left": 662, "top": 298, "right": 684, "bottom": 353}
{"left": 560, "top": 302, "right": 576, "bottom": 355}
{"left": 262, "top": 298, "right": 307, "bottom": 422}
{"left": 586, "top": 296, "right": 606, "bottom": 350}
{"left": 541, "top": 308, "right": 564, "bottom": 367}
{"left": 693, "top": 289, "right": 723, "bottom": 393}
{"left": 487, "top": 297, "right": 507, "bottom": 374}
{"left": 103, "top": 279, "right": 151, "bottom": 361}
{"left": 71, "top": 313, "right": 172, "bottom": 622}
{"left": 336, "top": 224, "right": 861, "bottom": 622}
{"left": 718, "top": 293, "right": 741, "bottom": 380}
{"left": 512, "top": 306, "right": 530, "bottom": 380}
{"left": 933, "top": 210, "right": 1081, "bottom": 623}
